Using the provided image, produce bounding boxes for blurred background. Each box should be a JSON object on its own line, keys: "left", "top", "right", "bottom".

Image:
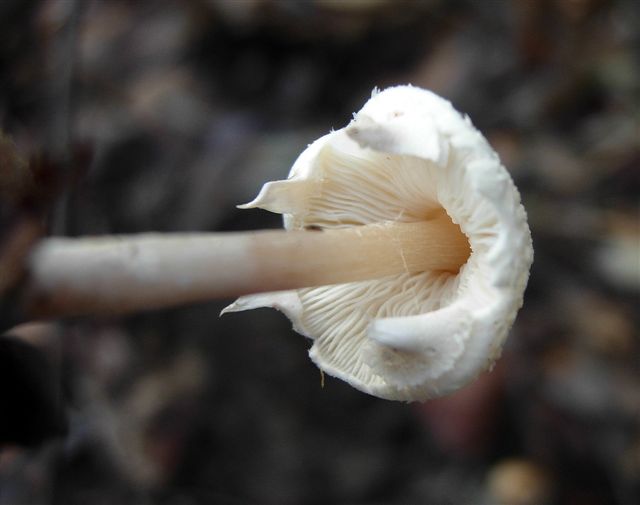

{"left": 0, "top": 0, "right": 638, "bottom": 504}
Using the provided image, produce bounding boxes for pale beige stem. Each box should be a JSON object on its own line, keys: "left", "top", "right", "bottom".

{"left": 23, "top": 214, "right": 470, "bottom": 319}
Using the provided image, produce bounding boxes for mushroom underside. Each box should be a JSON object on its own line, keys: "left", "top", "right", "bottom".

{"left": 283, "top": 139, "right": 485, "bottom": 399}
{"left": 229, "top": 86, "right": 532, "bottom": 401}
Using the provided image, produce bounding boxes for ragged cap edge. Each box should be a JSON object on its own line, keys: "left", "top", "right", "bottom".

{"left": 221, "top": 290, "right": 311, "bottom": 338}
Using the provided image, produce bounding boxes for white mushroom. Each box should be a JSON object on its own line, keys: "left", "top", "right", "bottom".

{"left": 18, "top": 85, "right": 531, "bottom": 402}
{"left": 224, "top": 85, "right": 533, "bottom": 401}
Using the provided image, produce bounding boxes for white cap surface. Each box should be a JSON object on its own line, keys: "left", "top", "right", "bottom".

{"left": 224, "top": 85, "right": 533, "bottom": 401}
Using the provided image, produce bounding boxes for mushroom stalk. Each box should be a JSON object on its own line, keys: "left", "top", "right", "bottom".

{"left": 24, "top": 213, "right": 469, "bottom": 319}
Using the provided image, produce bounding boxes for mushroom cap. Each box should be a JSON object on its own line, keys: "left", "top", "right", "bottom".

{"left": 225, "top": 85, "right": 533, "bottom": 401}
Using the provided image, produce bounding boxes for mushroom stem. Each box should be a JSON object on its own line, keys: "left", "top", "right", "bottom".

{"left": 23, "top": 213, "right": 469, "bottom": 319}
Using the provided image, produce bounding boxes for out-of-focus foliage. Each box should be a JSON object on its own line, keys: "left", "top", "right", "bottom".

{"left": 0, "top": 0, "right": 638, "bottom": 504}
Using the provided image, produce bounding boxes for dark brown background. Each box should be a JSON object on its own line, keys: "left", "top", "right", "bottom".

{"left": 0, "top": 1, "right": 638, "bottom": 504}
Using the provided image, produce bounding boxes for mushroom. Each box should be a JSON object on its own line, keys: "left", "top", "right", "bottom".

{"left": 223, "top": 85, "right": 533, "bottom": 401}
{"left": 16, "top": 85, "right": 532, "bottom": 402}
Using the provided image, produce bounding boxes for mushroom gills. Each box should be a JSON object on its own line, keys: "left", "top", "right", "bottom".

{"left": 235, "top": 137, "right": 474, "bottom": 398}
{"left": 227, "top": 85, "right": 533, "bottom": 402}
